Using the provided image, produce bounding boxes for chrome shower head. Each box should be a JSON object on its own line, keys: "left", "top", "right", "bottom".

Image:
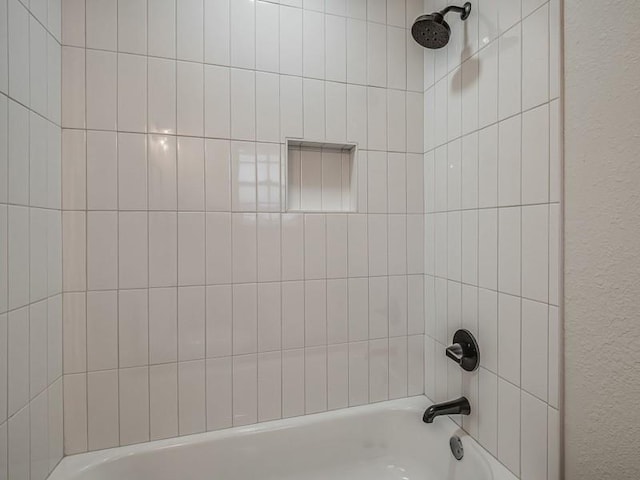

{"left": 411, "top": 2, "right": 471, "bottom": 49}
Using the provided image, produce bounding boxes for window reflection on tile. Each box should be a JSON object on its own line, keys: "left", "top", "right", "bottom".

{"left": 257, "top": 143, "right": 281, "bottom": 212}
{"left": 231, "top": 141, "right": 256, "bottom": 212}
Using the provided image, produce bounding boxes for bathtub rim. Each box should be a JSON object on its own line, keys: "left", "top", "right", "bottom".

{"left": 50, "top": 395, "right": 517, "bottom": 480}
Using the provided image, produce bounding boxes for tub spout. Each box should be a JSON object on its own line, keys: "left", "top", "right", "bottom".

{"left": 423, "top": 397, "right": 471, "bottom": 424}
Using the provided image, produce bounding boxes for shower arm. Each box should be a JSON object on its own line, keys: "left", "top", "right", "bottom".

{"left": 439, "top": 2, "right": 472, "bottom": 21}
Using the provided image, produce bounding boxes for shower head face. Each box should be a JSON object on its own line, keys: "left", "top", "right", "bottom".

{"left": 411, "top": 13, "right": 451, "bottom": 49}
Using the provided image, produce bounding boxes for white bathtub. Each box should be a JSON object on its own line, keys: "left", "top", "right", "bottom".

{"left": 50, "top": 396, "right": 516, "bottom": 480}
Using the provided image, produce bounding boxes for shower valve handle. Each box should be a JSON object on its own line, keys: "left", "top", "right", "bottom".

{"left": 445, "top": 343, "right": 465, "bottom": 362}
{"left": 445, "top": 329, "right": 480, "bottom": 372}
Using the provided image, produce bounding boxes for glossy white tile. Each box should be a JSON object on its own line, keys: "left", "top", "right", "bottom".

{"left": 521, "top": 391, "right": 547, "bottom": 480}
{"left": 522, "top": 104, "right": 550, "bottom": 205}
{"left": 86, "top": 0, "right": 117, "bottom": 50}
{"left": 258, "top": 351, "right": 282, "bottom": 422}
{"left": 149, "top": 213, "right": 178, "bottom": 288}
{"left": 178, "top": 213, "right": 206, "bottom": 286}
{"left": 177, "top": 0, "right": 204, "bottom": 62}
{"left": 232, "top": 355, "right": 257, "bottom": 426}
{"left": 178, "top": 360, "right": 206, "bottom": 435}
{"left": 280, "top": 6, "right": 303, "bottom": 75}
{"left": 118, "top": 133, "right": 148, "bottom": 210}
{"left": 148, "top": 0, "right": 176, "bottom": 58}
{"left": 149, "top": 288, "right": 177, "bottom": 364}
{"left": 498, "top": 207, "right": 521, "bottom": 296}
{"left": 118, "top": 0, "right": 146, "bottom": 54}
{"left": 206, "top": 285, "right": 232, "bottom": 358}
{"left": 205, "top": 357, "right": 232, "bottom": 430}
{"left": 86, "top": 50, "right": 117, "bottom": 130}
{"left": 177, "top": 62, "right": 204, "bottom": 137}
{"left": 119, "top": 367, "right": 149, "bottom": 446}
{"left": 497, "top": 378, "right": 520, "bottom": 475}
{"left": 233, "top": 284, "right": 257, "bottom": 355}
{"left": 522, "top": 4, "right": 549, "bottom": 110}
{"left": 117, "top": 54, "right": 147, "bottom": 133}
{"left": 87, "top": 370, "right": 119, "bottom": 451}
{"left": 230, "top": 0, "right": 255, "bottom": 68}
{"left": 521, "top": 299, "right": 548, "bottom": 401}
{"left": 118, "top": 289, "right": 149, "bottom": 368}
{"left": 178, "top": 286, "right": 206, "bottom": 361}
{"left": 149, "top": 364, "right": 178, "bottom": 440}
{"left": 205, "top": 0, "right": 230, "bottom": 65}
{"left": 118, "top": 213, "right": 148, "bottom": 289}
{"left": 498, "top": 115, "right": 521, "bottom": 207}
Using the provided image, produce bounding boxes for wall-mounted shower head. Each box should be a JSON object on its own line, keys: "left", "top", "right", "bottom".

{"left": 411, "top": 2, "right": 472, "bottom": 49}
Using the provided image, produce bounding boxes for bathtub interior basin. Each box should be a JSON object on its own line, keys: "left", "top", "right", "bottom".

{"left": 50, "top": 396, "right": 516, "bottom": 480}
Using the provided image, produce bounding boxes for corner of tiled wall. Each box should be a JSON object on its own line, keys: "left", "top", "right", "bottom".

{"left": 423, "top": 0, "right": 562, "bottom": 479}
{"left": 0, "top": 0, "right": 64, "bottom": 478}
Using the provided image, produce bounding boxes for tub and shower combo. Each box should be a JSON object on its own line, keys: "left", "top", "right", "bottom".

{"left": 49, "top": 3, "right": 516, "bottom": 479}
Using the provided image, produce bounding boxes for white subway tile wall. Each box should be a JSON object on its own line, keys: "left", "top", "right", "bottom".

{"left": 0, "top": 0, "right": 64, "bottom": 477}
{"left": 423, "top": 0, "right": 562, "bottom": 479}
{"left": 60, "top": 0, "right": 427, "bottom": 455}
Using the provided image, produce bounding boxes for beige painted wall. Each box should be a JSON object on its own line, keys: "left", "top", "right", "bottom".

{"left": 564, "top": 0, "right": 640, "bottom": 478}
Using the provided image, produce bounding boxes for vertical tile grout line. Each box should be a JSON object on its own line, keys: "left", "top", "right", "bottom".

{"left": 26, "top": 1, "right": 32, "bottom": 471}
{"left": 144, "top": 0, "right": 151, "bottom": 441}
{"left": 518, "top": 2, "right": 524, "bottom": 476}
{"left": 363, "top": 0, "right": 369, "bottom": 407}
{"left": 458, "top": 21, "right": 464, "bottom": 415}
{"left": 173, "top": 0, "right": 179, "bottom": 438}
{"left": 226, "top": 0, "right": 233, "bottom": 427}
{"left": 474, "top": 15, "right": 481, "bottom": 434}
{"left": 115, "top": 0, "right": 121, "bottom": 447}
{"left": 145, "top": 0, "right": 151, "bottom": 444}
{"left": 1, "top": 0, "right": 7, "bottom": 434}
{"left": 83, "top": 0, "right": 89, "bottom": 453}
{"left": 301, "top": 0, "right": 306, "bottom": 419}
{"left": 251, "top": 0, "right": 259, "bottom": 426}
{"left": 494, "top": 2, "right": 501, "bottom": 462}
{"left": 383, "top": 0, "right": 389, "bottom": 404}
{"left": 546, "top": 1, "right": 553, "bottom": 474}
{"left": 254, "top": 0, "right": 259, "bottom": 424}
{"left": 403, "top": 0, "right": 410, "bottom": 398}
{"left": 201, "top": 0, "right": 208, "bottom": 434}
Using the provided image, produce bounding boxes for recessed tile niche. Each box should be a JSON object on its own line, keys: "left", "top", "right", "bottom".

{"left": 286, "top": 140, "right": 358, "bottom": 212}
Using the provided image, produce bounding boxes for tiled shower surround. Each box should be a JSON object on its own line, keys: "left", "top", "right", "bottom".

{"left": 422, "top": 0, "right": 562, "bottom": 479}
{"left": 60, "top": 0, "right": 428, "bottom": 454}
{"left": 0, "top": 0, "right": 561, "bottom": 478}
{"left": 1, "top": 0, "right": 64, "bottom": 478}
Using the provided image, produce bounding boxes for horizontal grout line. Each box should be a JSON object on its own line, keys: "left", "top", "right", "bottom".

{"left": 15, "top": 0, "right": 63, "bottom": 49}
{"left": 61, "top": 273, "right": 428, "bottom": 294}
{"left": 1, "top": 203, "right": 63, "bottom": 211}
{"left": 424, "top": 201, "right": 562, "bottom": 214}
{"left": 59, "top": 209, "right": 429, "bottom": 216}
{"left": 0, "top": 373, "right": 64, "bottom": 427}
{"left": 423, "top": 274, "right": 561, "bottom": 309}
{"left": 0, "top": 292, "right": 63, "bottom": 316}
{"left": 61, "top": 46, "right": 425, "bottom": 95}
{"left": 423, "top": 97, "right": 562, "bottom": 153}
{"left": 0, "top": 91, "right": 63, "bottom": 130}
{"left": 66, "top": 334, "right": 427, "bottom": 375}
{"left": 58, "top": 127, "right": 425, "bottom": 156}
